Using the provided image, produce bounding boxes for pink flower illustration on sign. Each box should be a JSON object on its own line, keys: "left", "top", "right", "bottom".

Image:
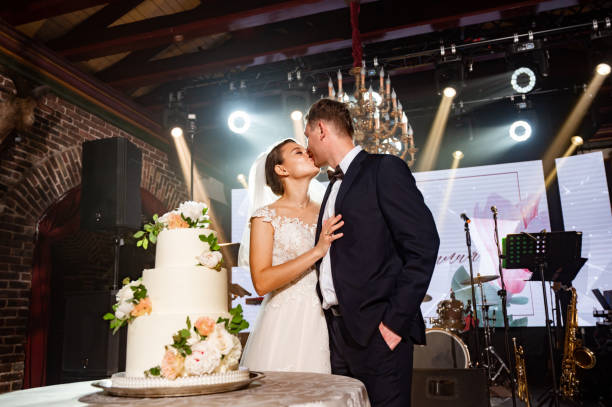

{"left": 471, "top": 193, "right": 544, "bottom": 295}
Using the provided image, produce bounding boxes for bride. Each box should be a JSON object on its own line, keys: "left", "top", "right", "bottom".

{"left": 239, "top": 139, "right": 343, "bottom": 373}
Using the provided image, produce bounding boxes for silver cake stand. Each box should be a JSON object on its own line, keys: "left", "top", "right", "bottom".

{"left": 91, "top": 371, "right": 265, "bottom": 398}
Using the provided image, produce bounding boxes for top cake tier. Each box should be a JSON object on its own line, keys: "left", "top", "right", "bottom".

{"left": 155, "top": 228, "right": 216, "bottom": 268}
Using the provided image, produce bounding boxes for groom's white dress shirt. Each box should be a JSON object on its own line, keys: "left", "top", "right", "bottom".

{"left": 320, "top": 145, "right": 362, "bottom": 310}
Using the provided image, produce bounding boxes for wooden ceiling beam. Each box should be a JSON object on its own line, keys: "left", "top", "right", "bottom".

{"left": 102, "top": 0, "right": 563, "bottom": 89}
{"left": 52, "top": 0, "right": 378, "bottom": 61}
{"left": 0, "top": 0, "right": 125, "bottom": 26}
{"left": 46, "top": 0, "right": 146, "bottom": 46}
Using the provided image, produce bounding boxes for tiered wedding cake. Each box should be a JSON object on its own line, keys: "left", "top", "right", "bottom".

{"left": 105, "top": 202, "right": 249, "bottom": 388}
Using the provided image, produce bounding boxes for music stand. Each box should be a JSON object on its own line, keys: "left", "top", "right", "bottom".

{"left": 503, "top": 231, "right": 584, "bottom": 407}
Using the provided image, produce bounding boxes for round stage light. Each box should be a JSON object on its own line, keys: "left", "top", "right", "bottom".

{"left": 443, "top": 87, "right": 457, "bottom": 98}
{"left": 452, "top": 150, "right": 464, "bottom": 160}
{"left": 596, "top": 63, "right": 611, "bottom": 76}
{"left": 228, "top": 111, "right": 251, "bottom": 134}
{"left": 571, "top": 136, "right": 584, "bottom": 146}
{"left": 509, "top": 120, "right": 532, "bottom": 142}
{"left": 170, "top": 126, "right": 183, "bottom": 138}
{"left": 290, "top": 110, "right": 303, "bottom": 121}
{"left": 511, "top": 67, "right": 536, "bottom": 94}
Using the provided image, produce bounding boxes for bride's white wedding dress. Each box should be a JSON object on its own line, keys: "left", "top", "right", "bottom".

{"left": 240, "top": 205, "right": 331, "bottom": 373}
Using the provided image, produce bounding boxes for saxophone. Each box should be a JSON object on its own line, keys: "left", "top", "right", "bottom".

{"left": 559, "top": 287, "right": 596, "bottom": 399}
{"left": 513, "top": 337, "right": 531, "bottom": 407}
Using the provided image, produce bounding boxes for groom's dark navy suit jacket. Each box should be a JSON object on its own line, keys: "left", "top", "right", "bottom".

{"left": 316, "top": 150, "right": 439, "bottom": 347}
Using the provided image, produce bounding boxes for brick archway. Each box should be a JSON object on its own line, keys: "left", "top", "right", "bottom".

{"left": 0, "top": 139, "right": 187, "bottom": 391}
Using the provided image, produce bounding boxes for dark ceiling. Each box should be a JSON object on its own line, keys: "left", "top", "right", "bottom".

{"left": 2, "top": 0, "right": 612, "bottom": 181}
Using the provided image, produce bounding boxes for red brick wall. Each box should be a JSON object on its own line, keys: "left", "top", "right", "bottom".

{"left": 0, "top": 73, "right": 188, "bottom": 392}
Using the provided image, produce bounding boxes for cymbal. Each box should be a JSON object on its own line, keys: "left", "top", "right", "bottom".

{"left": 422, "top": 294, "right": 432, "bottom": 303}
{"left": 460, "top": 275, "right": 499, "bottom": 285}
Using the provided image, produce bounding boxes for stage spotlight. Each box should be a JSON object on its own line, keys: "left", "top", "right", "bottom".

{"left": 443, "top": 87, "right": 457, "bottom": 98}
{"left": 596, "top": 63, "right": 611, "bottom": 76}
{"left": 509, "top": 120, "right": 532, "bottom": 142}
{"left": 511, "top": 67, "right": 536, "bottom": 93}
{"left": 228, "top": 111, "right": 251, "bottom": 134}
{"left": 291, "top": 110, "right": 303, "bottom": 121}
{"left": 452, "top": 150, "right": 464, "bottom": 160}
{"left": 571, "top": 136, "right": 584, "bottom": 146}
{"left": 171, "top": 126, "right": 183, "bottom": 138}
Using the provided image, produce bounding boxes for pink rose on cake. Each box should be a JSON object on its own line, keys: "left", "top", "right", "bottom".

{"left": 195, "top": 316, "right": 216, "bottom": 337}
{"left": 134, "top": 201, "right": 212, "bottom": 250}
{"left": 104, "top": 278, "right": 151, "bottom": 334}
{"left": 131, "top": 296, "right": 152, "bottom": 317}
{"left": 161, "top": 348, "right": 185, "bottom": 380}
{"left": 166, "top": 212, "right": 189, "bottom": 229}
{"left": 185, "top": 341, "right": 222, "bottom": 375}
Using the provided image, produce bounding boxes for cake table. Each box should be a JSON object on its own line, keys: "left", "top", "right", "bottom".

{"left": 0, "top": 371, "right": 370, "bottom": 407}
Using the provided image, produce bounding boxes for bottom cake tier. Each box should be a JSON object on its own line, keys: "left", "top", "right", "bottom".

{"left": 126, "top": 312, "right": 228, "bottom": 377}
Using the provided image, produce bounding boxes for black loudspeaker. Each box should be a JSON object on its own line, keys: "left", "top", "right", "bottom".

{"left": 81, "top": 137, "right": 142, "bottom": 231}
{"left": 411, "top": 368, "right": 490, "bottom": 407}
{"left": 61, "top": 291, "right": 126, "bottom": 381}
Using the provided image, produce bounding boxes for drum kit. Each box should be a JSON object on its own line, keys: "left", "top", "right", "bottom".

{"left": 414, "top": 273, "right": 501, "bottom": 371}
{"left": 414, "top": 208, "right": 521, "bottom": 406}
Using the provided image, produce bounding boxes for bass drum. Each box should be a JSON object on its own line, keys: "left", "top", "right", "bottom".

{"left": 413, "top": 328, "right": 470, "bottom": 368}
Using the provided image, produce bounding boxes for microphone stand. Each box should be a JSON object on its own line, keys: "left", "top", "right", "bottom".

{"left": 491, "top": 206, "right": 517, "bottom": 407}
{"left": 463, "top": 216, "right": 481, "bottom": 366}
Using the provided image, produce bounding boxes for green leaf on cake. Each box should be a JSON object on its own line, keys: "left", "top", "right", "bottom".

{"left": 137, "top": 240, "right": 143, "bottom": 247}
{"left": 199, "top": 232, "right": 220, "bottom": 251}
{"left": 149, "top": 233, "right": 157, "bottom": 244}
{"left": 103, "top": 313, "right": 114, "bottom": 320}
{"left": 144, "top": 366, "right": 161, "bottom": 377}
{"left": 133, "top": 230, "right": 145, "bottom": 238}
{"left": 131, "top": 284, "right": 148, "bottom": 301}
{"left": 153, "top": 214, "right": 158, "bottom": 222}
{"left": 220, "top": 305, "right": 250, "bottom": 335}
{"left": 143, "top": 239, "right": 148, "bottom": 250}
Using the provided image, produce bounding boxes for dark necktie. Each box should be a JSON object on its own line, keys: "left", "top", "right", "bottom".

{"left": 327, "top": 166, "right": 344, "bottom": 182}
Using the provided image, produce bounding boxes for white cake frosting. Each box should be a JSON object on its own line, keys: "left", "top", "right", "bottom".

{"left": 155, "top": 228, "right": 216, "bottom": 268}
{"left": 124, "top": 228, "right": 230, "bottom": 378}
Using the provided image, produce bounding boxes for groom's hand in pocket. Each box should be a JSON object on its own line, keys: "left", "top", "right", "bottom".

{"left": 379, "top": 322, "right": 401, "bottom": 351}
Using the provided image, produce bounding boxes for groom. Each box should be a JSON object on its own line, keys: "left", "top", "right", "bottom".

{"left": 306, "top": 99, "right": 439, "bottom": 406}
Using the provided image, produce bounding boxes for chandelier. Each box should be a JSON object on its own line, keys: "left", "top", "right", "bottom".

{"left": 327, "top": 63, "right": 417, "bottom": 166}
{"left": 324, "top": 1, "right": 417, "bottom": 167}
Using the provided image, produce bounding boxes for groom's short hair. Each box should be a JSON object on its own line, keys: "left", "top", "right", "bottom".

{"left": 305, "top": 98, "right": 354, "bottom": 138}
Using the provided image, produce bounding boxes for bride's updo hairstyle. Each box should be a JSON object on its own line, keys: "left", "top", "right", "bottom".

{"left": 265, "top": 139, "right": 296, "bottom": 196}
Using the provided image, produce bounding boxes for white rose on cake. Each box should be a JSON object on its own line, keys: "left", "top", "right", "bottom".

{"left": 115, "top": 280, "right": 138, "bottom": 303}
{"left": 178, "top": 201, "right": 209, "bottom": 223}
{"left": 208, "top": 323, "right": 235, "bottom": 355}
{"left": 115, "top": 301, "right": 134, "bottom": 320}
{"left": 215, "top": 335, "right": 242, "bottom": 373}
{"left": 185, "top": 340, "right": 222, "bottom": 375}
{"left": 196, "top": 251, "right": 222, "bottom": 268}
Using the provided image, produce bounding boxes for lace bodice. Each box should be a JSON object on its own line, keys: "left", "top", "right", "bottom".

{"left": 250, "top": 205, "right": 319, "bottom": 308}
{"left": 242, "top": 205, "right": 330, "bottom": 374}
